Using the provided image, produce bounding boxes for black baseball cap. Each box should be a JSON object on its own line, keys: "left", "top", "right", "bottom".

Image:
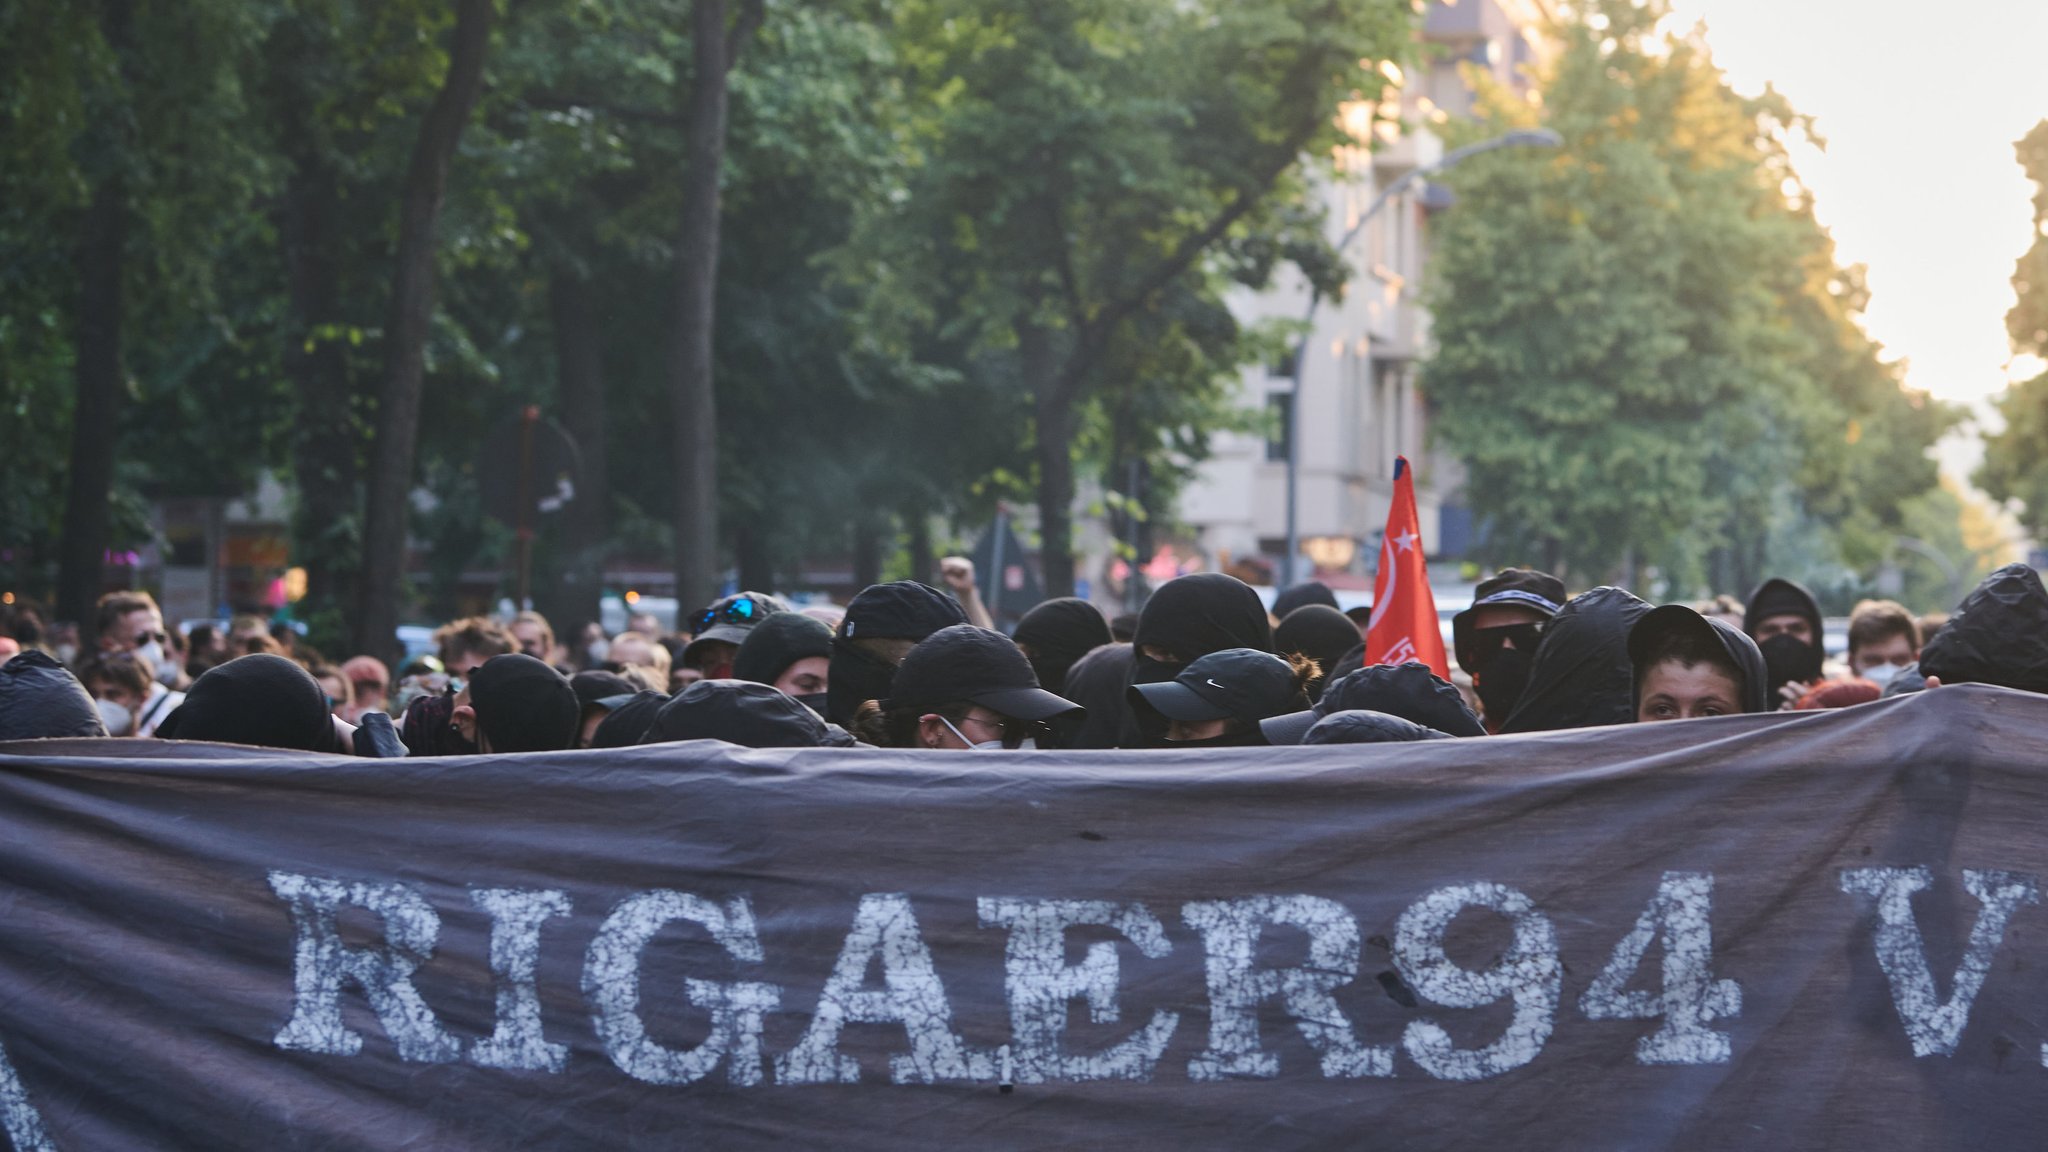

{"left": 1452, "top": 567, "right": 1567, "bottom": 673}
{"left": 883, "top": 624, "right": 1082, "bottom": 723}
{"left": 683, "top": 591, "right": 790, "bottom": 664}
{"left": 1129, "top": 648, "right": 1297, "bottom": 725}
{"left": 1260, "top": 661, "right": 1484, "bottom": 745}
{"left": 571, "top": 670, "right": 637, "bottom": 710}
{"left": 841, "top": 581, "right": 968, "bottom": 642}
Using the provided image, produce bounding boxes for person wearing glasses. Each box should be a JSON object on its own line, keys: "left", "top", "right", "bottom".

{"left": 680, "top": 591, "right": 791, "bottom": 681}
{"left": 90, "top": 590, "right": 189, "bottom": 693}
{"left": 852, "top": 625, "right": 1083, "bottom": 750}
{"left": 1450, "top": 568, "right": 1566, "bottom": 734}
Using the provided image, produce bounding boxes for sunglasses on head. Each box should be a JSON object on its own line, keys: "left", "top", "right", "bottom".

{"left": 693, "top": 596, "right": 765, "bottom": 634}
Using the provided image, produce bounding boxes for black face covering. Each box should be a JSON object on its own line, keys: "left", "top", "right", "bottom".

{"left": 1758, "top": 634, "right": 1824, "bottom": 702}
{"left": 794, "top": 691, "right": 830, "bottom": 717}
{"left": 825, "top": 639, "right": 904, "bottom": 727}
{"left": 1012, "top": 598, "right": 1113, "bottom": 696}
{"left": 1473, "top": 646, "right": 1534, "bottom": 728}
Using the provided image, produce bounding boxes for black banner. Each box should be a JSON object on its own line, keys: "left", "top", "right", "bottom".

{"left": 4, "top": 686, "right": 2047, "bottom": 1148}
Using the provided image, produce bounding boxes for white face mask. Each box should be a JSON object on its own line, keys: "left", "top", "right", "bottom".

{"left": 96, "top": 698, "right": 133, "bottom": 737}
{"left": 137, "top": 640, "right": 178, "bottom": 685}
{"left": 1860, "top": 662, "right": 1902, "bottom": 687}
{"left": 586, "top": 639, "right": 611, "bottom": 664}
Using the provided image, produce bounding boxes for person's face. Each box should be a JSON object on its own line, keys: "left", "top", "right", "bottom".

{"left": 610, "top": 635, "right": 652, "bottom": 667}
{"left": 1139, "top": 643, "right": 1182, "bottom": 664}
{"left": 1637, "top": 661, "right": 1743, "bottom": 722}
{"left": 106, "top": 608, "right": 164, "bottom": 652}
{"left": 1166, "top": 717, "right": 1230, "bottom": 742}
{"left": 688, "top": 640, "right": 739, "bottom": 679}
{"left": 316, "top": 674, "right": 348, "bottom": 714}
{"left": 1851, "top": 633, "right": 1917, "bottom": 677}
{"left": 512, "top": 622, "right": 548, "bottom": 659}
{"left": 450, "top": 684, "right": 486, "bottom": 751}
{"left": 1752, "top": 613, "right": 1814, "bottom": 646}
{"left": 920, "top": 706, "right": 1009, "bottom": 749}
{"left": 772, "top": 656, "right": 829, "bottom": 697}
{"left": 92, "top": 679, "right": 144, "bottom": 713}
{"left": 670, "top": 666, "right": 704, "bottom": 692}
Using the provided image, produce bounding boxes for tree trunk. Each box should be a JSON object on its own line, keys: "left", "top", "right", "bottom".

{"left": 351, "top": 0, "right": 496, "bottom": 663}
{"left": 669, "top": 0, "right": 755, "bottom": 614}
{"left": 281, "top": 153, "right": 360, "bottom": 625}
{"left": 736, "top": 523, "right": 774, "bottom": 593}
{"left": 1023, "top": 322, "right": 1077, "bottom": 597}
{"left": 905, "top": 507, "right": 933, "bottom": 586}
{"left": 55, "top": 178, "right": 128, "bottom": 635}
{"left": 851, "top": 517, "right": 882, "bottom": 590}
{"left": 550, "top": 265, "right": 609, "bottom": 628}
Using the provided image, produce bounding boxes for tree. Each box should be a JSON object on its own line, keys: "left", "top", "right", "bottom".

{"left": 1978, "top": 120, "right": 2048, "bottom": 539}
{"left": 353, "top": 0, "right": 498, "bottom": 661}
{"left": 1424, "top": 0, "right": 1951, "bottom": 591}
{"left": 844, "top": 0, "right": 1415, "bottom": 596}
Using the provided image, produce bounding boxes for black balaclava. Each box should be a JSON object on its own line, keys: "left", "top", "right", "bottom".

{"left": 1499, "top": 587, "right": 1653, "bottom": 734}
{"left": 1012, "top": 597, "right": 1114, "bottom": 695}
{"left": 1061, "top": 642, "right": 1134, "bottom": 750}
{"left": 469, "top": 654, "right": 579, "bottom": 753}
{"left": 1272, "top": 581, "right": 1340, "bottom": 620}
{"left": 590, "top": 690, "right": 671, "bottom": 749}
{"left": 155, "top": 653, "right": 332, "bottom": 752}
{"left": 825, "top": 582, "right": 968, "bottom": 726}
{"left": 1124, "top": 573, "right": 1274, "bottom": 746}
{"left": 1743, "top": 578, "right": 1825, "bottom": 702}
{"left": 640, "top": 679, "right": 855, "bottom": 749}
{"left": 1273, "top": 605, "right": 1363, "bottom": 702}
{"left": 1473, "top": 646, "right": 1534, "bottom": 729}
{"left": 1918, "top": 563, "right": 2048, "bottom": 694}
{"left": 0, "top": 651, "right": 107, "bottom": 740}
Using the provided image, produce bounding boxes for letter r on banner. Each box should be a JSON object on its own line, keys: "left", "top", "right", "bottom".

{"left": 268, "top": 871, "right": 461, "bottom": 1063}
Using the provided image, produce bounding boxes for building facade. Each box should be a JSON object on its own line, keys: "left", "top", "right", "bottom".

{"left": 1173, "top": 0, "right": 1552, "bottom": 591}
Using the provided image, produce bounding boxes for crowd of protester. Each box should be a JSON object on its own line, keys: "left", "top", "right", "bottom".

{"left": 4, "top": 552, "right": 2046, "bottom": 756}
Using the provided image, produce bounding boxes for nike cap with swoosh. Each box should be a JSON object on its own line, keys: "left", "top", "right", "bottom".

{"left": 1128, "top": 647, "right": 1299, "bottom": 725}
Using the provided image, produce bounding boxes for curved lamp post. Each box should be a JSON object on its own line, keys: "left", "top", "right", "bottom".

{"left": 1279, "top": 127, "right": 1563, "bottom": 588}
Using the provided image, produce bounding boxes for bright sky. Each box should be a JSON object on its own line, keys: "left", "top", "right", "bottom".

{"left": 1663, "top": 0, "right": 2048, "bottom": 480}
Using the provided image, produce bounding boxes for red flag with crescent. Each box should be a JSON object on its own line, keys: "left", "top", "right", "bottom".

{"left": 1363, "top": 456, "right": 1450, "bottom": 678}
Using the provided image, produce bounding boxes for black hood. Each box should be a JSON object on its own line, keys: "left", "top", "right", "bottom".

{"left": 1261, "top": 661, "right": 1483, "bottom": 745}
{"left": 1273, "top": 605, "right": 1363, "bottom": 701}
{"left": 1302, "top": 709, "right": 1456, "bottom": 745}
{"left": 0, "top": 651, "right": 107, "bottom": 740}
{"left": 1918, "top": 563, "right": 2048, "bottom": 694}
{"left": 1742, "top": 578, "right": 1824, "bottom": 643}
{"left": 1272, "top": 581, "right": 1339, "bottom": 619}
{"left": 1061, "top": 642, "right": 1133, "bottom": 750}
{"left": 589, "top": 690, "right": 670, "bottom": 749}
{"left": 156, "top": 654, "right": 332, "bottom": 752}
{"left": 1499, "top": 586, "right": 1653, "bottom": 733}
{"left": 1626, "top": 604, "right": 1770, "bottom": 716}
{"left": 825, "top": 581, "right": 967, "bottom": 725}
{"left": 1131, "top": 573, "right": 1274, "bottom": 666}
{"left": 1011, "top": 598, "right": 1113, "bottom": 695}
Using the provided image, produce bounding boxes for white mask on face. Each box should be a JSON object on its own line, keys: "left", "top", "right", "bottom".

{"left": 586, "top": 639, "right": 610, "bottom": 664}
{"left": 96, "top": 698, "right": 133, "bottom": 737}
{"left": 1861, "top": 662, "right": 1901, "bottom": 687}
{"left": 939, "top": 716, "right": 1004, "bottom": 751}
{"left": 137, "top": 640, "right": 178, "bottom": 685}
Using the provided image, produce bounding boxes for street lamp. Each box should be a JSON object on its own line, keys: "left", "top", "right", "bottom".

{"left": 1279, "top": 127, "right": 1562, "bottom": 588}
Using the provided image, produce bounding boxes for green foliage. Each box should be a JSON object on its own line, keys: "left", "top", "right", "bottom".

{"left": 1423, "top": 0, "right": 1953, "bottom": 592}
{"left": 1978, "top": 120, "right": 2048, "bottom": 539}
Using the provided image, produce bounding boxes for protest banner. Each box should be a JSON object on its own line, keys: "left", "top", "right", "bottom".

{"left": 3, "top": 686, "right": 2046, "bottom": 1149}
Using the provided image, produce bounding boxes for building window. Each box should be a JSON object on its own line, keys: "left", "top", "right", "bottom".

{"left": 1265, "top": 391, "right": 1292, "bottom": 462}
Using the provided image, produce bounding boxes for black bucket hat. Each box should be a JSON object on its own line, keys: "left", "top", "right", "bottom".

{"left": 883, "top": 625, "right": 1082, "bottom": 724}
{"left": 682, "top": 591, "right": 790, "bottom": 666}
{"left": 1452, "top": 568, "right": 1566, "bottom": 673}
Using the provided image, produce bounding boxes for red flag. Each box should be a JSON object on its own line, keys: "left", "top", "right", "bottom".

{"left": 1363, "top": 456, "right": 1450, "bottom": 678}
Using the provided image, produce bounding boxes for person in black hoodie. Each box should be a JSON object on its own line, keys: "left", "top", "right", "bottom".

{"left": 1122, "top": 573, "right": 1274, "bottom": 746}
{"left": 1908, "top": 563, "right": 2048, "bottom": 694}
{"left": 1627, "top": 605, "right": 1769, "bottom": 722}
{"left": 1742, "top": 577, "right": 1826, "bottom": 709}
{"left": 1273, "top": 605, "right": 1365, "bottom": 703}
{"left": 825, "top": 582, "right": 969, "bottom": 727}
{"left": 0, "top": 651, "right": 108, "bottom": 740}
{"left": 1498, "top": 586, "right": 1652, "bottom": 733}
{"left": 733, "top": 611, "right": 835, "bottom": 714}
{"left": 1011, "top": 598, "right": 1113, "bottom": 696}
{"left": 1260, "top": 661, "right": 1485, "bottom": 745}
